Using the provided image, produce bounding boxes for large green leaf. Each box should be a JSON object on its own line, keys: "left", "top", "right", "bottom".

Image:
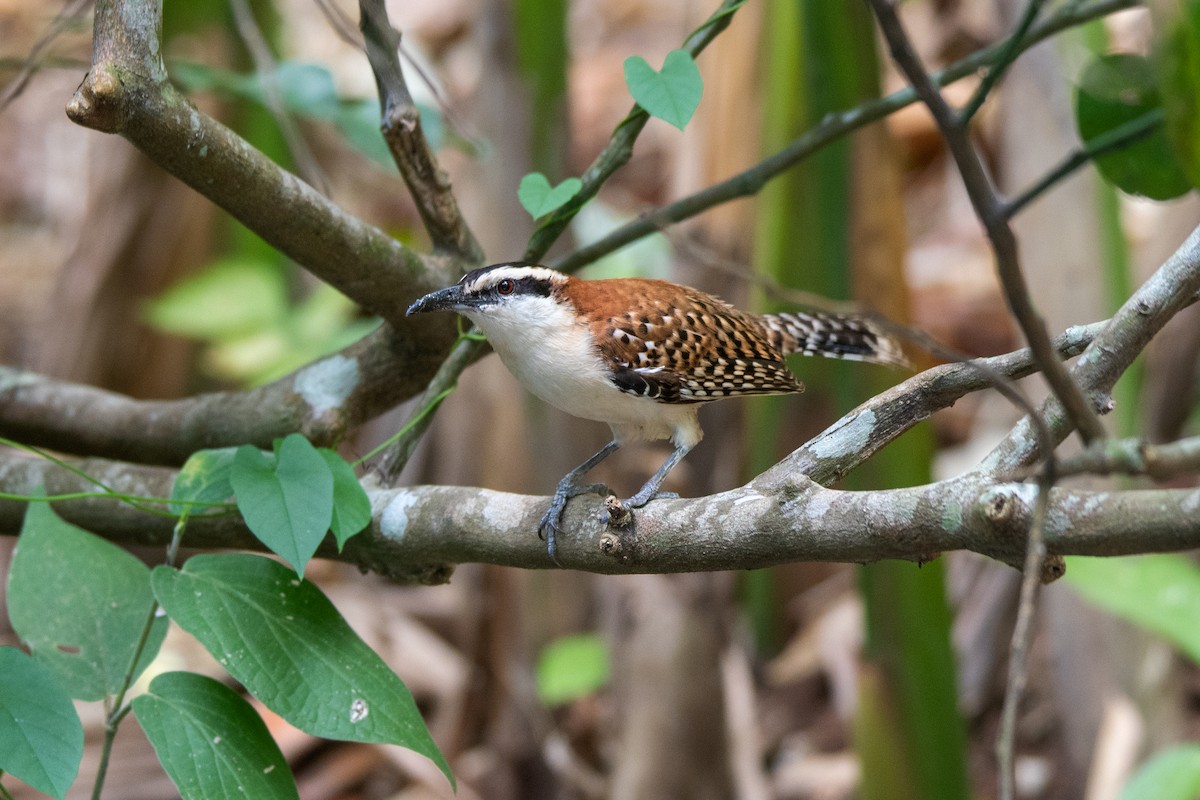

{"left": 1075, "top": 53, "right": 1192, "bottom": 200}
{"left": 624, "top": 49, "right": 703, "bottom": 130}
{"left": 151, "top": 554, "right": 452, "bottom": 787}
{"left": 230, "top": 434, "right": 334, "bottom": 575}
{"left": 7, "top": 502, "right": 167, "bottom": 701}
{"left": 1065, "top": 554, "right": 1200, "bottom": 663}
{"left": 1119, "top": 744, "right": 1200, "bottom": 800}
{"left": 0, "top": 647, "right": 83, "bottom": 800}
{"left": 133, "top": 672, "right": 298, "bottom": 800}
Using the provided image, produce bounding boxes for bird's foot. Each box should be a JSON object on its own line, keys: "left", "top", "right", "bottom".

{"left": 538, "top": 482, "right": 611, "bottom": 564}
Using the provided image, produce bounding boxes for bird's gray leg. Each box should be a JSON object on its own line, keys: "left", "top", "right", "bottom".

{"left": 540, "top": 439, "right": 621, "bottom": 564}
{"left": 624, "top": 442, "right": 693, "bottom": 509}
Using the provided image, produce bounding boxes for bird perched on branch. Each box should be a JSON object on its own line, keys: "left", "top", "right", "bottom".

{"left": 407, "top": 262, "right": 908, "bottom": 563}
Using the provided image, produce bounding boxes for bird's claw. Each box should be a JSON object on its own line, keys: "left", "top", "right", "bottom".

{"left": 538, "top": 483, "right": 612, "bottom": 564}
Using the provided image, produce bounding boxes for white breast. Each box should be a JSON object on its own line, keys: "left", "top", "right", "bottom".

{"left": 462, "top": 295, "right": 701, "bottom": 447}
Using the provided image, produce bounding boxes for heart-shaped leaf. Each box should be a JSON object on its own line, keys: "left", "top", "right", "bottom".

{"left": 624, "top": 49, "right": 703, "bottom": 130}
{"left": 230, "top": 434, "right": 333, "bottom": 575}
{"left": 518, "top": 172, "right": 582, "bottom": 219}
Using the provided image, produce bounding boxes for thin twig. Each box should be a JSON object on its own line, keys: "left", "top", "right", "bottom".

{"left": 229, "top": 0, "right": 330, "bottom": 195}
{"left": 358, "top": 0, "right": 483, "bottom": 261}
{"left": 1046, "top": 435, "right": 1200, "bottom": 480}
{"left": 995, "top": 464, "right": 1055, "bottom": 800}
{"left": 312, "top": 0, "right": 361, "bottom": 47}
{"left": 959, "top": 0, "right": 1047, "bottom": 125}
{"left": 866, "top": 0, "right": 1106, "bottom": 448}
{"left": 91, "top": 513, "right": 187, "bottom": 800}
{"left": 372, "top": 329, "right": 485, "bottom": 482}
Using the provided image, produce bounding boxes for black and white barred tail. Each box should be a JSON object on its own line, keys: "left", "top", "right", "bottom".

{"left": 762, "top": 310, "right": 909, "bottom": 368}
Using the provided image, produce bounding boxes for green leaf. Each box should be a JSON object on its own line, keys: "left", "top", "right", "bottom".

{"left": 536, "top": 634, "right": 610, "bottom": 706}
{"left": 230, "top": 434, "right": 333, "bottom": 575}
{"left": 144, "top": 258, "right": 289, "bottom": 341}
{"left": 133, "top": 672, "right": 298, "bottom": 800}
{"left": 1119, "top": 744, "right": 1200, "bottom": 800}
{"left": 172, "top": 447, "right": 239, "bottom": 515}
{"left": 7, "top": 502, "right": 167, "bottom": 701}
{"left": 1065, "top": 554, "right": 1200, "bottom": 664}
{"left": 518, "top": 172, "right": 582, "bottom": 219}
{"left": 624, "top": 49, "right": 703, "bottom": 130}
{"left": 0, "top": 647, "right": 83, "bottom": 800}
{"left": 151, "top": 554, "right": 453, "bottom": 787}
{"left": 1075, "top": 53, "right": 1192, "bottom": 200}
{"left": 1153, "top": 0, "right": 1200, "bottom": 186}
{"left": 318, "top": 449, "right": 371, "bottom": 549}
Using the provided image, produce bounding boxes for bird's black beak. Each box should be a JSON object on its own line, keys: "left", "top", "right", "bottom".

{"left": 406, "top": 285, "right": 466, "bottom": 316}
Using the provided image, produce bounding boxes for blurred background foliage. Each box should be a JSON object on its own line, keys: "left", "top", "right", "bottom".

{"left": 2, "top": 0, "right": 1200, "bottom": 798}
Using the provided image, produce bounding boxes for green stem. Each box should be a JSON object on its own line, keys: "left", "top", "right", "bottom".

{"left": 91, "top": 512, "right": 188, "bottom": 800}
{"left": 1004, "top": 108, "right": 1163, "bottom": 218}
{"left": 0, "top": 774, "right": 14, "bottom": 800}
{"left": 0, "top": 489, "right": 232, "bottom": 513}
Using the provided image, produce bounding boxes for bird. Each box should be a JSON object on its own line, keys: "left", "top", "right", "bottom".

{"left": 406, "top": 262, "right": 908, "bottom": 563}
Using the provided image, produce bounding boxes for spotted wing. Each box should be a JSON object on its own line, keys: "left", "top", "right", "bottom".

{"left": 591, "top": 285, "right": 804, "bottom": 404}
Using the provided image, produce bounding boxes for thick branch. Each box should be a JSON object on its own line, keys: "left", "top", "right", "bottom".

{"left": 0, "top": 324, "right": 451, "bottom": 464}
{"left": 1, "top": 451, "right": 1196, "bottom": 582}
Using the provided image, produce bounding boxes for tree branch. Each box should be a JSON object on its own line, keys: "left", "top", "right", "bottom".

{"left": 2, "top": 450, "right": 1196, "bottom": 583}
{"left": 987, "top": 224, "right": 1200, "bottom": 472}
{"left": 0, "top": 324, "right": 454, "bottom": 464}
{"left": 358, "top": 0, "right": 484, "bottom": 263}
{"left": 768, "top": 321, "right": 1106, "bottom": 487}
{"left": 66, "top": 0, "right": 454, "bottom": 330}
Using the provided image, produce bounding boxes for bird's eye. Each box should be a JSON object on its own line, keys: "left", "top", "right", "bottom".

{"left": 496, "top": 278, "right": 516, "bottom": 295}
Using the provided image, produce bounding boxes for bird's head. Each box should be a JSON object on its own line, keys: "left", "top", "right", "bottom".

{"left": 406, "top": 263, "right": 568, "bottom": 321}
